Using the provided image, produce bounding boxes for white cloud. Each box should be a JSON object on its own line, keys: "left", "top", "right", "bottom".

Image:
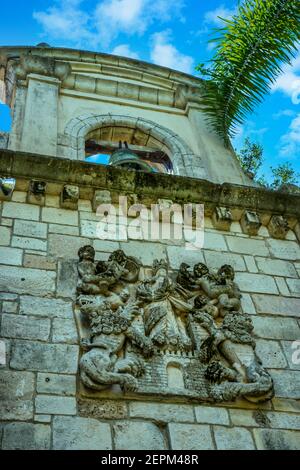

{"left": 272, "top": 109, "right": 296, "bottom": 119}
{"left": 194, "top": 4, "right": 236, "bottom": 51}
{"left": 150, "top": 31, "right": 194, "bottom": 74}
{"left": 232, "top": 121, "right": 269, "bottom": 150}
{"left": 279, "top": 113, "right": 300, "bottom": 158}
{"left": 272, "top": 54, "right": 300, "bottom": 104}
{"left": 94, "top": 0, "right": 145, "bottom": 46}
{"left": 195, "top": 4, "right": 236, "bottom": 38}
{"left": 33, "top": 0, "right": 94, "bottom": 47}
{"left": 34, "top": 0, "right": 185, "bottom": 48}
{"left": 94, "top": 0, "right": 185, "bottom": 46}
{"left": 204, "top": 5, "right": 236, "bottom": 26}
{"left": 111, "top": 44, "right": 139, "bottom": 59}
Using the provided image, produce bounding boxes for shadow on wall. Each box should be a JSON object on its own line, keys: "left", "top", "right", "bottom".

{"left": 0, "top": 104, "right": 11, "bottom": 132}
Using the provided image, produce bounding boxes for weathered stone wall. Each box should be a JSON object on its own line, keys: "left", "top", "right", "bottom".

{"left": 0, "top": 160, "right": 299, "bottom": 450}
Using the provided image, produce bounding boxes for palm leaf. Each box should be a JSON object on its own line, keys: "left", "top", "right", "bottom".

{"left": 200, "top": 0, "right": 300, "bottom": 146}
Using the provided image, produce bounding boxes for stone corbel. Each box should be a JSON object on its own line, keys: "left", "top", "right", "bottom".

{"left": 268, "top": 215, "right": 289, "bottom": 239}
{"left": 93, "top": 190, "right": 112, "bottom": 212}
{"left": 212, "top": 207, "right": 232, "bottom": 231}
{"left": 61, "top": 185, "right": 79, "bottom": 210}
{"left": 27, "top": 180, "right": 46, "bottom": 206}
{"left": 240, "top": 211, "right": 262, "bottom": 236}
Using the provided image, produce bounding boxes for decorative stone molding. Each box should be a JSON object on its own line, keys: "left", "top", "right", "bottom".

{"left": 75, "top": 246, "right": 274, "bottom": 404}
{"left": 175, "top": 84, "right": 203, "bottom": 109}
{"left": 240, "top": 211, "right": 262, "bottom": 236}
{"left": 268, "top": 215, "right": 289, "bottom": 239}
{"left": 0, "top": 46, "right": 203, "bottom": 91}
{"left": 63, "top": 114, "right": 208, "bottom": 179}
{"left": 27, "top": 180, "right": 46, "bottom": 206}
{"left": 1, "top": 151, "right": 300, "bottom": 239}
{"left": 212, "top": 207, "right": 232, "bottom": 231}
{"left": 93, "top": 190, "right": 112, "bottom": 212}
{"left": 15, "top": 54, "right": 71, "bottom": 82}
{"left": 61, "top": 185, "right": 79, "bottom": 210}
{"left": 63, "top": 73, "right": 177, "bottom": 109}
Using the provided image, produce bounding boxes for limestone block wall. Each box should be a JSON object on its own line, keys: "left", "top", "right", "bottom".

{"left": 0, "top": 175, "right": 300, "bottom": 450}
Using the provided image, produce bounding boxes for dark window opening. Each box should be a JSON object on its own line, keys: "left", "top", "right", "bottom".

{"left": 84, "top": 126, "right": 173, "bottom": 174}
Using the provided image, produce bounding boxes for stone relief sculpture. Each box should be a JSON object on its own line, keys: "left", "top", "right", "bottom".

{"left": 75, "top": 246, "right": 274, "bottom": 404}
{"left": 136, "top": 259, "right": 193, "bottom": 352}
{"left": 77, "top": 247, "right": 151, "bottom": 392}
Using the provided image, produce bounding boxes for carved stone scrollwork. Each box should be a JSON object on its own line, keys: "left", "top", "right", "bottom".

{"left": 76, "top": 247, "right": 274, "bottom": 403}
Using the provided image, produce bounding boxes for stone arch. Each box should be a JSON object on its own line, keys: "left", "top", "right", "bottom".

{"left": 63, "top": 113, "right": 207, "bottom": 178}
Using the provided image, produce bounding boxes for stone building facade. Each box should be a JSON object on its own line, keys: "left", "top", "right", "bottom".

{"left": 0, "top": 46, "right": 299, "bottom": 450}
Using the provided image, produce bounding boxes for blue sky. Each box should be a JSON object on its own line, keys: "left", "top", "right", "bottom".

{"left": 0, "top": 0, "right": 299, "bottom": 182}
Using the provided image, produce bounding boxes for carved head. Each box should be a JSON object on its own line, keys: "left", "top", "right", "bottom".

{"left": 193, "top": 263, "right": 209, "bottom": 278}
{"left": 152, "top": 259, "right": 169, "bottom": 275}
{"left": 119, "top": 289, "right": 130, "bottom": 303}
{"left": 95, "top": 260, "right": 108, "bottom": 274}
{"left": 109, "top": 250, "right": 127, "bottom": 265}
{"left": 218, "top": 264, "right": 235, "bottom": 281}
{"left": 194, "top": 295, "right": 209, "bottom": 309}
{"left": 179, "top": 262, "right": 190, "bottom": 272}
{"left": 78, "top": 245, "right": 95, "bottom": 261}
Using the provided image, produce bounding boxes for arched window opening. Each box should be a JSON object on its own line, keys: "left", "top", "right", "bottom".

{"left": 85, "top": 125, "right": 173, "bottom": 174}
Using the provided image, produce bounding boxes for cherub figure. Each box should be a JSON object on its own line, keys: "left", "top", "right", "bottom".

{"left": 195, "top": 264, "right": 241, "bottom": 317}
{"left": 77, "top": 246, "right": 132, "bottom": 297}
{"left": 79, "top": 294, "right": 153, "bottom": 392}
{"left": 77, "top": 245, "right": 104, "bottom": 295}
{"left": 177, "top": 263, "right": 194, "bottom": 290}
{"left": 193, "top": 294, "right": 219, "bottom": 319}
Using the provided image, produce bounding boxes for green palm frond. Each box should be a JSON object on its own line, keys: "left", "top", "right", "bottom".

{"left": 199, "top": 0, "right": 300, "bottom": 146}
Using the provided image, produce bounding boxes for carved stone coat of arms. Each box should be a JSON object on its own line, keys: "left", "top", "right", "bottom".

{"left": 75, "top": 246, "right": 274, "bottom": 404}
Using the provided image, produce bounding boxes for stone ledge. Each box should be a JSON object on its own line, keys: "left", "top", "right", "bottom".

{"left": 1, "top": 149, "right": 300, "bottom": 221}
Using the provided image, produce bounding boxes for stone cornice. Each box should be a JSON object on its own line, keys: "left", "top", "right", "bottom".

{"left": 0, "top": 47, "right": 204, "bottom": 111}
{"left": 0, "top": 46, "right": 203, "bottom": 89}
{"left": 1, "top": 149, "right": 300, "bottom": 224}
